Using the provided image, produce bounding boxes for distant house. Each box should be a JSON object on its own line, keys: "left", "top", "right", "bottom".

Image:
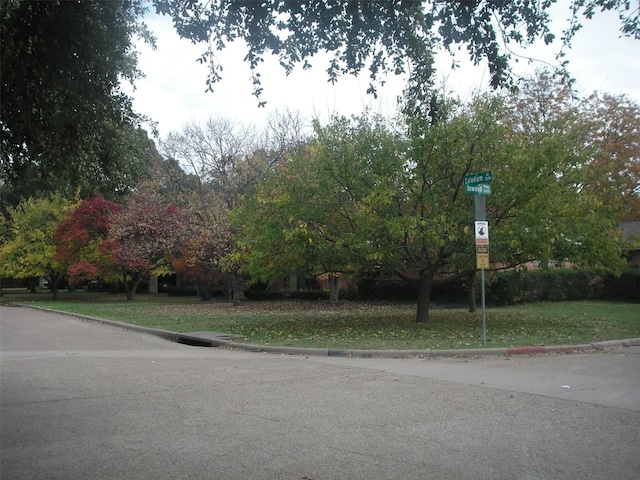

{"left": 620, "top": 220, "right": 640, "bottom": 267}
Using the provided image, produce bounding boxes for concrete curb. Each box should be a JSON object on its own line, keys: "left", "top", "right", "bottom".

{"left": 22, "top": 305, "right": 640, "bottom": 359}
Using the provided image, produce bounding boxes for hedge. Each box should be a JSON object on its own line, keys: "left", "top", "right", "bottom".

{"left": 165, "top": 268, "right": 639, "bottom": 304}
{"left": 484, "top": 268, "right": 640, "bottom": 305}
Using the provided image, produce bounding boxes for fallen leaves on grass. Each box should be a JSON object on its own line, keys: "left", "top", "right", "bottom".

{"left": 25, "top": 297, "right": 640, "bottom": 351}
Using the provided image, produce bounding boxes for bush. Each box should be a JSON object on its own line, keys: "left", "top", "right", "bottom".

{"left": 484, "top": 270, "right": 539, "bottom": 304}
{"left": 431, "top": 279, "right": 471, "bottom": 304}
{"left": 166, "top": 285, "right": 198, "bottom": 297}
{"left": 166, "top": 284, "right": 226, "bottom": 298}
{"left": 355, "top": 278, "right": 418, "bottom": 301}
{"left": 244, "top": 290, "right": 286, "bottom": 301}
{"left": 484, "top": 268, "right": 640, "bottom": 305}
{"left": 239, "top": 267, "right": 640, "bottom": 304}
{"left": 600, "top": 269, "right": 640, "bottom": 301}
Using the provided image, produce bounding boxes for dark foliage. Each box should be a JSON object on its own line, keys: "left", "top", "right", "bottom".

{"left": 1, "top": 0, "right": 154, "bottom": 198}
{"left": 486, "top": 268, "right": 640, "bottom": 304}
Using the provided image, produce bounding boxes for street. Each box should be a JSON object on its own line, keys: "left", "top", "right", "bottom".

{"left": 1, "top": 305, "right": 639, "bottom": 480}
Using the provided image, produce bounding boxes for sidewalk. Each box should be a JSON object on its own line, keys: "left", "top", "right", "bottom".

{"left": 27, "top": 305, "right": 640, "bottom": 358}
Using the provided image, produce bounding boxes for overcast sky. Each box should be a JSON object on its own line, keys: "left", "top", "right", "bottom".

{"left": 130, "top": 5, "right": 640, "bottom": 139}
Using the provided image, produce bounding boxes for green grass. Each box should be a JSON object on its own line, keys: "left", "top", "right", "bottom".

{"left": 4, "top": 289, "right": 639, "bottom": 350}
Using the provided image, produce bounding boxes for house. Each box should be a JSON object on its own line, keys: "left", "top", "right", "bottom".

{"left": 620, "top": 220, "right": 640, "bottom": 267}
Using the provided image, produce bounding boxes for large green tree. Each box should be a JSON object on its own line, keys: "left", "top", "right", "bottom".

{"left": 237, "top": 87, "right": 627, "bottom": 323}
{"left": 153, "top": 0, "right": 639, "bottom": 103}
{"left": 1, "top": 0, "right": 154, "bottom": 198}
{"left": 234, "top": 114, "right": 404, "bottom": 302}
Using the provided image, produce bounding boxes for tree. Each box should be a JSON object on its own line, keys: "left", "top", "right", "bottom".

{"left": 234, "top": 114, "right": 403, "bottom": 303}
{"left": 160, "top": 117, "right": 264, "bottom": 301}
{"left": 580, "top": 92, "right": 640, "bottom": 220}
{"left": 0, "top": 195, "right": 75, "bottom": 300}
{"left": 172, "top": 226, "right": 234, "bottom": 301}
{"left": 133, "top": 153, "right": 229, "bottom": 300}
{"left": 161, "top": 113, "right": 308, "bottom": 301}
{"left": 101, "top": 193, "right": 189, "bottom": 300}
{"left": 238, "top": 88, "right": 627, "bottom": 323}
{"left": 54, "top": 197, "right": 121, "bottom": 286}
{"left": 1, "top": 0, "right": 154, "bottom": 198}
{"left": 153, "top": 0, "right": 639, "bottom": 104}
{"left": 400, "top": 90, "right": 626, "bottom": 322}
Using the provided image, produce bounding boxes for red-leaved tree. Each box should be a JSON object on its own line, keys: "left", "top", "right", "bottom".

{"left": 54, "top": 196, "right": 121, "bottom": 286}
{"left": 101, "top": 193, "right": 189, "bottom": 300}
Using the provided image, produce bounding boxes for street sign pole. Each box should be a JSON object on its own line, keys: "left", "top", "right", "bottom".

{"left": 466, "top": 171, "right": 493, "bottom": 347}
{"left": 474, "top": 194, "right": 486, "bottom": 222}
{"left": 475, "top": 194, "right": 487, "bottom": 347}
{"left": 481, "top": 265, "right": 487, "bottom": 346}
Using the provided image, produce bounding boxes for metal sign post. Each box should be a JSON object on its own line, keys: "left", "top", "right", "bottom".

{"left": 465, "top": 172, "right": 493, "bottom": 347}
{"left": 474, "top": 200, "right": 488, "bottom": 346}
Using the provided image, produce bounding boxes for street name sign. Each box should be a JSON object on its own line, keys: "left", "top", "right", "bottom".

{"left": 464, "top": 171, "right": 493, "bottom": 186}
{"left": 465, "top": 183, "right": 491, "bottom": 195}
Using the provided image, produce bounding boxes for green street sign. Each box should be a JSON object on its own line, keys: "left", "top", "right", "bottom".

{"left": 464, "top": 171, "right": 493, "bottom": 186}
{"left": 465, "top": 183, "right": 491, "bottom": 195}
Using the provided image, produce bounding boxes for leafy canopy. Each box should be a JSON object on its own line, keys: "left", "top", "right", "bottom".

{"left": 101, "top": 193, "right": 190, "bottom": 299}
{"left": 153, "top": 0, "right": 639, "bottom": 104}
{"left": 0, "top": 195, "right": 75, "bottom": 299}
{"left": 1, "top": 0, "right": 155, "bottom": 198}
{"left": 54, "top": 197, "right": 122, "bottom": 284}
{"left": 160, "top": 113, "right": 309, "bottom": 300}
{"left": 236, "top": 80, "right": 629, "bottom": 322}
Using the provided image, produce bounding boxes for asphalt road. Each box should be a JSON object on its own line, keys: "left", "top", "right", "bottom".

{"left": 1, "top": 305, "right": 639, "bottom": 480}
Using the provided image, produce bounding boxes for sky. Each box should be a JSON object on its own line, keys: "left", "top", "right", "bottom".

{"left": 130, "top": 5, "right": 640, "bottom": 140}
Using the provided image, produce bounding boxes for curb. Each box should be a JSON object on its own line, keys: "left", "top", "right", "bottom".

{"left": 22, "top": 305, "right": 640, "bottom": 359}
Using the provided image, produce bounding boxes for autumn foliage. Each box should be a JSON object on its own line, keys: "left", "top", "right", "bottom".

{"left": 101, "top": 193, "right": 189, "bottom": 299}
{"left": 172, "top": 227, "right": 233, "bottom": 299}
{"left": 54, "top": 196, "right": 120, "bottom": 284}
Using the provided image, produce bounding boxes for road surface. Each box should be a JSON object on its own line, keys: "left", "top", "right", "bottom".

{"left": 1, "top": 305, "right": 639, "bottom": 479}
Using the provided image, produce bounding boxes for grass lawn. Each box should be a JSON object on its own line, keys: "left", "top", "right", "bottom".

{"left": 3, "top": 289, "right": 639, "bottom": 350}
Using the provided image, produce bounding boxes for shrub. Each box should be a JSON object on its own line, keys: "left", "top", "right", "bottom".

{"left": 484, "top": 268, "right": 640, "bottom": 305}
{"left": 166, "top": 286, "right": 198, "bottom": 297}
{"left": 600, "top": 269, "right": 640, "bottom": 301}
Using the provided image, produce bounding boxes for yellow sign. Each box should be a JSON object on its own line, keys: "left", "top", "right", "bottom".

{"left": 477, "top": 253, "right": 490, "bottom": 269}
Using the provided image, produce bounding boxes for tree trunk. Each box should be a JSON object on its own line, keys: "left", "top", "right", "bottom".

{"left": 467, "top": 270, "right": 477, "bottom": 313}
{"left": 416, "top": 269, "right": 436, "bottom": 323}
{"left": 197, "top": 280, "right": 212, "bottom": 301}
{"left": 129, "top": 275, "right": 145, "bottom": 301}
{"left": 328, "top": 274, "right": 339, "bottom": 304}
{"left": 225, "top": 273, "right": 245, "bottom": 305}
{"left": 148, "top": 273, "right": 158, "bottom": 294}
{"left": 233, "top": 274, "right": 245, "bottom": 304}
{"left": 50, "top": 277, "right": 59, "bottom": 301}
{"left": 123, "top": 271, "right": 134, "bottom": 300}
{"left": 297, "top": 268, "right": 307, "bottom": 290}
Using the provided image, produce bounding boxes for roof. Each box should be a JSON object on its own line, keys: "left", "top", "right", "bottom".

{"left": 620, "top": 220, "right": 640, "bottom": 240}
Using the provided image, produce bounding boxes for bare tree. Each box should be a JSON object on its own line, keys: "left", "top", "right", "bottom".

{"left": 159, "top": 112, "right": 309, "bottom": 301}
